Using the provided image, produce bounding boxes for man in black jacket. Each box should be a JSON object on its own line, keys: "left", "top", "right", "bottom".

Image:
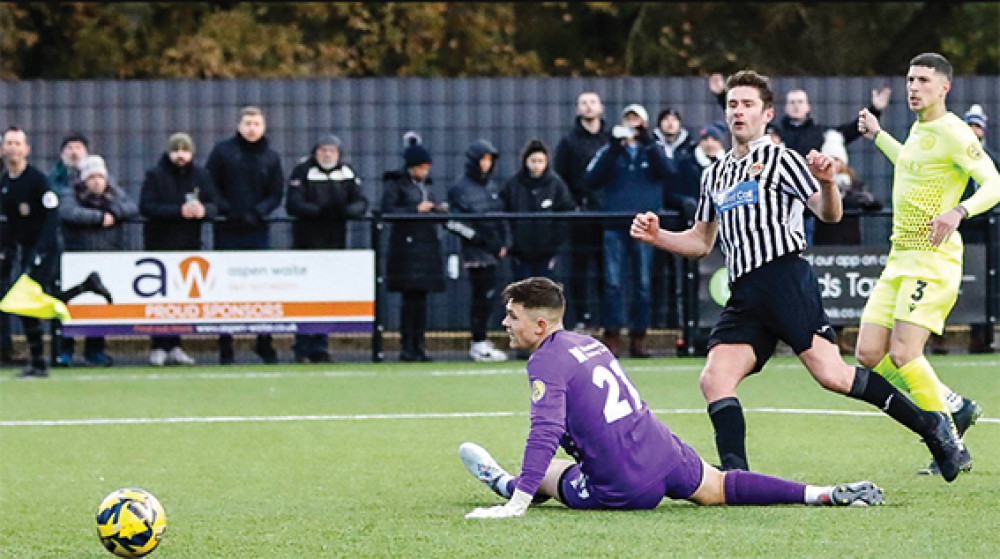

{"left": 206, "top": 106, "right": 284, "bottom": 364}
{"left": 553, "top": 91, "right": 612, "bottom": 331}
{"left": 286, "top": 133, "right": 368, "bottom": 363}
{"left": 140, "top": 132, "right": 219, "bottom": 367}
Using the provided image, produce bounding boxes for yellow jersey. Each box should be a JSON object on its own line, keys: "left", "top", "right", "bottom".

{"left": 875, "top": 112, "right": 1000, "bottom": 259}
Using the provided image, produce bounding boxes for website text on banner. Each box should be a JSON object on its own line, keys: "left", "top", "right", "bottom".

{"left": 697, "top": 245, "right": 987, "bottom": 328}
{"left": 60, "top": 251, "right": 375, "bottom": 336}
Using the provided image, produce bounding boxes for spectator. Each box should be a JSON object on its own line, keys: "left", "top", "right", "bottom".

{"left": 206, "top": 106, "right": 284, "bottom": 364}
{"left": 381, "top": 133, "right": 447, "bottom": 362}
{"left": 812, "top": 130, "right": 883, "bottom": 246}
{"left": 499, "top": 139, "right": 574, "bottom": 281}
{"left": 812, "top": 130, "right": 884, "bottom": 355}
{"left": 695, "top": 122, "right": 728, "bottom": 171}
{"left": 583, "top": 103, "right": 673, "bottom": 358}
{"left": 709, "top": 74, "right": 891, "bottom": 244}
{"left": 653, "top": 108, "right": 698, "bottom": 328}
{"left": 47, "top": 133, "right": 90, "bottom": 197}
{"left": 766, "top": 123, "right": 784, "bottom": 147}
{"left": 553, "top": 91, "right": 612, "bottom": 331}
{"left": 286, "top": 133, "right": 368, "bottom": 363}
{"left": 446, "top": 139, "right": 510, "bottom": 362}
{"left": 57, "top": 155, "right": 137, "bottom": 367}
{"left": 139, "top": 132, "right": 219, "bottom": 367}
{"left": 954, "top": 104, "right": 997, "bottom": 354}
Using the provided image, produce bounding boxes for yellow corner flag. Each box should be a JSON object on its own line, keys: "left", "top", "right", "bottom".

{"left": 0, "top": 274, "right": 71, "bottom": 321}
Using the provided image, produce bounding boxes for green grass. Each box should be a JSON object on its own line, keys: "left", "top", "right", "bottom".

{"left": 1, "top": 355, "right": 998, "bottom": 558}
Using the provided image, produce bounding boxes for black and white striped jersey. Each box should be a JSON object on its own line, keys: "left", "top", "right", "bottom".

{"left": 695, "top": 135, "right": 820, "bottom": 282}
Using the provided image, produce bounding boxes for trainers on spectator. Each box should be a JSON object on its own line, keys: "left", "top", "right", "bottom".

{"left": 469, "top": 340, "right": 507, "bottom": 362}
{"left": 149, "top": 349, "right": 168, "bottom": 367}
{"left": 167, "top": 347, "right": 195, "bottom": 366}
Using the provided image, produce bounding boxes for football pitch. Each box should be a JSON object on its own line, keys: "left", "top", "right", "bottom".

{"left": 1, "top": 355, "right": 998, "bottom": 558}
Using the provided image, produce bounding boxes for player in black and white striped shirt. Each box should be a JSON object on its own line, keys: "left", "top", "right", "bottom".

{"left": 630, "top": 70, "right": 966, "bottom": 481}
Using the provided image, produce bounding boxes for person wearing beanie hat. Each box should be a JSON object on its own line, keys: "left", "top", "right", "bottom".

{"left": 168, "top": 132, "right": 195, "bottom": 153}
{"left": 286, "top": 131, "right": 368, "bottom": 363}
{"left": 77, "top": 155, "right": 108, "bottom": 183}
{"left": 59, "top": 151, "right": 138, "bottom": 368}
{"left": 381, "top": 131, "right": 446, "bottom": 362}
{"left": 47, "top": 132, "right": 91, "bottom": 196}
{"left": 447, "top": 138, "right": 511, "bottom": 362}
{"left": 139, "top": 131, "right": 220, "bottom": 366}
{"left": 857, "top": 52, "right": 1000, "bottom": 476}
{"left": 963, "top": 104, "right": 988, "bottom": 141}
{"left": 498, "top": 138, "right": 574, "bottom": 284}
{"left": 403, "top": 142, "right": 433, "bottom": 168}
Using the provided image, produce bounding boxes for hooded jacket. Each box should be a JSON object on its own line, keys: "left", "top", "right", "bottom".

{"left": 446, "top": 139, "right": 511, "bottom": 267}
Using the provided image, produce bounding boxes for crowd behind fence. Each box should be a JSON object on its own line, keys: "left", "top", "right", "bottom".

{"left": 2, "top": 209, "right": 997, "bottom": 366}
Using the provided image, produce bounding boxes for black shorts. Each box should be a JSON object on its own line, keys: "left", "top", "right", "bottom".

{"left": 707, "top": 252, "right": 836, "bottom": 373}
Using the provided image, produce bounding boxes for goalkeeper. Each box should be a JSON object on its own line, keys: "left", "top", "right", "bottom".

{"left": 458, "top": 277, "right": 887, "bottom": 519}
{"left": 856, "top": 52, "right": 1000, "bottom": 475}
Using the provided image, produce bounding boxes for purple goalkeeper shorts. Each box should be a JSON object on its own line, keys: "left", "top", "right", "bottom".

{"left": 558, "top": 433, "right": 705, "bottom": 510}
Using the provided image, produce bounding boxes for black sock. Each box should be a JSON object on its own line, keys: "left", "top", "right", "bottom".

{"left": 708, "top": 397, "right": 749, "bottom": 470}
{"left": 848, "top": 366, "right": 932, "bottom": 435}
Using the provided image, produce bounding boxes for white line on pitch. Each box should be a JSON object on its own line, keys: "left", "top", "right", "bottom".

{"left": 1, "top": 408, "right": 996, "bottom": 428}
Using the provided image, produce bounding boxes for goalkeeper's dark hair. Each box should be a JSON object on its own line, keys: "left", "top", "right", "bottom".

{"left": 502, "top": 277, "right": 566, "bottom": 314}
{"left": 910, "top": 52, "right": 953, "bottom": 82}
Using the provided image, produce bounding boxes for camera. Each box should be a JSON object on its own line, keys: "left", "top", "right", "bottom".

{"left": 612, "top": 125, "right": 634, "bottom": 140}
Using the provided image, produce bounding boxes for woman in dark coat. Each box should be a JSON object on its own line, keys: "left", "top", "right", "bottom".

{"left": 380, "top": 137, "right": 446, "bottom": 361}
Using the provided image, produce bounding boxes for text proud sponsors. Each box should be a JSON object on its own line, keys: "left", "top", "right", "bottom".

{"left": 145, "top": 302, "right": 285, "bottom": 320}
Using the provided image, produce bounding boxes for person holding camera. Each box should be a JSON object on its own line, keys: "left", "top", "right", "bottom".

{"left": 583, "top": 104, "right": 673, "bottom": 358}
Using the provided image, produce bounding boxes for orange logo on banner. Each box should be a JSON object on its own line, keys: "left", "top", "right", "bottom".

{"left": 178, "top": 256, "right": 212, "bottom": 298}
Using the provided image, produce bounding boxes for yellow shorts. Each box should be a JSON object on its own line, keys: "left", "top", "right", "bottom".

{"left": 859, "top": 250, "right": 961, "bottom": 335}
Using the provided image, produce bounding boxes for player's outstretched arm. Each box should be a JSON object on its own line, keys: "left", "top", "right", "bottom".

{"left": 631, "top": 211, "right": 717, "bottom": 258}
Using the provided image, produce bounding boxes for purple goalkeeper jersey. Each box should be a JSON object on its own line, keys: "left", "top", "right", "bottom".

{"left": 514, "top": 330, "right": 685, "bottom": 505}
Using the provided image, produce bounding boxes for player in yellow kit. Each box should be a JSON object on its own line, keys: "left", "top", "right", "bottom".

{"left": 856, "top": 52, "right": 1000, "bottom": 475}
